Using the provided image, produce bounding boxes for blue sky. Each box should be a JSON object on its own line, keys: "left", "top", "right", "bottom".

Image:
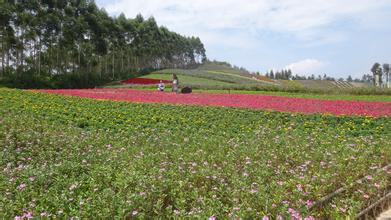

{"left": 96, "top": 0, "right": 391, "bottom": 78}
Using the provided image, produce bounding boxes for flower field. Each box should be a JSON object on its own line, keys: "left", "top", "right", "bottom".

{"left": 0, "top": 88, "right": 390, "bottom": 219}
{"left": 121, "top": 78, "right": 172, "bottom": 85}
{"left": 37, "top": 89, "right": 391, "bottom": 117}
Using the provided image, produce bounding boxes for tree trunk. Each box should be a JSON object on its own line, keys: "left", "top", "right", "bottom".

{"left": 112, "top": 52, "right": 114, "bottom": 79}
{"left": 78, "top": 46, "right": 81, "bottom": 76}
{"left": 38, "top": 37, "right": 41, "bottom": 76}
{"left": 121, "top": 50, "right": 124, "bottom": 74}
{"left": 20, "top": 29, "right": 24, "bottom": 73}
{"left": 98, "top": 56, "right": 101, "bottom": 79}
{"left": 1, "top": 31, "right": 4, "bottom": 77}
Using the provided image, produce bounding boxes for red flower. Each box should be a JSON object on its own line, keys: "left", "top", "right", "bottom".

{"left": 38, "top": 89, "right": 391, "bottom": 117}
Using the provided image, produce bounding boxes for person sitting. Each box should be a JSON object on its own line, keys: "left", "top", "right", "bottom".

{"left": 157, "top": 80, "right": 165, "bottom": 92}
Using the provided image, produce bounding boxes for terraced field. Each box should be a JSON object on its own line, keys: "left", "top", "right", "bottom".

{"left": 141, "top": 73, "right": 234, "bottom": 87}
{"left": 154, "top": 69, "right": 268, "bottom": 85}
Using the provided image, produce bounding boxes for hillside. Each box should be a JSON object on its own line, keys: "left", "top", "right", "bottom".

{"left": 114, "top": 62, "right": 372, "bottom": 92}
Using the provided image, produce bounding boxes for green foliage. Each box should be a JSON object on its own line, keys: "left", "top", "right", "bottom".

{"left": 0, "top": 1, "right": 206, "bottom": 89}
{"left": 0, "top": 89, "right": 390, "bottom": 219}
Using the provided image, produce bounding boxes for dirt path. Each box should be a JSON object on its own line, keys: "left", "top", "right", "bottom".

{"left": 377, "top": 208, "right": 391, "bottom": 220}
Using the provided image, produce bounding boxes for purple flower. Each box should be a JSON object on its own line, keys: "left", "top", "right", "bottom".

{"left": 306, "top": 200, "right": 314, "bottom": 208}
{"left": 262, "top": 216, "right": 269, "bottom": 220}
{"left": 17, "top": 183, "right": 26, "bottom": 190}
{"left": 23, "top": 212, "right": 33, "bottom": 219}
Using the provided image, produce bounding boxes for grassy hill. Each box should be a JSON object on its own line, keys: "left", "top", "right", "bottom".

{"left": 105, "top": 62, "right": 389, "bottom": 96}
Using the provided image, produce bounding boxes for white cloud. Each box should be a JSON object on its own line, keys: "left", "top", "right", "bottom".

{"left": 98, "top": 0, "right": 391, "bottom": 75}
{"left": 103, "top": 0, "right": 390, "bottom": 42}
{"left": 285, "top": 59, "right": 326, "bottom": 75}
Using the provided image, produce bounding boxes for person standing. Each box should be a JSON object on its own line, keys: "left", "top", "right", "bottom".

{"left": 172, "top": 74, "right": 179, "bottom": 93}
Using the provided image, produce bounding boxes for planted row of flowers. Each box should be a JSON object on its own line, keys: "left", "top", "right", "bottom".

{"left": 38, "top": 88, "right": 391, "bottom": 117}
{"left": 0, "top": 88, "right": 390, "bottom": 219}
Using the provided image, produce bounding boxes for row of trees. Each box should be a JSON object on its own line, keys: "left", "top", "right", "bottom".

{"left": 264, "top": 69, "right": 293, "bottom": 80}
{"left": 263, "top": 70, "right": 380, "bottom": 84}
{"left": 264, "top": 70, "right": 340, "bottom": 81}
{"left": 371, "top": 63, "right": 390, "bottom": 88}
{"left": 0, "top": 0, "right": 206, "bottom": 88}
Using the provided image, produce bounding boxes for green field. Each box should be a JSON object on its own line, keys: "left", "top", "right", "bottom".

{"left": 141, "top": 73, "right": 234, "bottom": 87}
{"left": 153, "top": 69, "right": 269, "bottom": 85}
{"left": 1, "top": 88, "right": 390, "bottom": 219}
{"left": 193, "top": 90, "right": 391, "bottom": 102}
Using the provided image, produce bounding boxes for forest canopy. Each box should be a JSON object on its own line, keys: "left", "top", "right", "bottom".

{"left": 0, "top": 0, "right": 207, "bottom": 88}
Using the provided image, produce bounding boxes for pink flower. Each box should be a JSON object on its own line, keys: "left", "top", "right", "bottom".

{"left": 40, "top": 89, "right": 391, "bottom": 116}
{"left": 366, "top": 175, "right": 373, "bottom": 180}
{"left": 262, "top": 216, "right": 269, "bottom": 220}
{"left": 132, "top": 211, "right": 138, "bottom": 216}
{"left": 208, "top": 216, "right": 216, "bottom": 220}
{"left": 17, "top": 183, "right": 26, "bottom": 190}
{"left": 23, "top": 212, "right": 33, "bottom": 219}
{"left": 306, "top": 200, "right": 314, "bottom": 208}
{"left": 250, "top": 189, "right": 258, "bottom": 194}
{"left": 29, "top": 177, "right": 35, "bottom": 182}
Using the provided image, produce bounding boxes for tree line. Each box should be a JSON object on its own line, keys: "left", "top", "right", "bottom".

{"left": 371, "top": 63, "right": 390, "bottom": 88}
{"left": 0, "top": 0, "right": 206, "bottom": 88}
{"left": 263, "top": 69, "right": 336, "bottom": 81}
{"left": 262, "top": 68, "right": 388, "bottom": 85}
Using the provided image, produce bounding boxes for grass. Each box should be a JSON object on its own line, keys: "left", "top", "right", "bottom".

{"left": 154, "top": 69, "right": 270, "bottom": 85}
{"left": 0, "top": 88, "right": 390, "bottom": 219}
{"left": 192, "top": 90, "right": 391, "bottom": 102}
{"left": 141, "top": 73, "right": 234, "bottom": 86}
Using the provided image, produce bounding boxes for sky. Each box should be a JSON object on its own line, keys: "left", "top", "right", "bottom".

{"left": 95, "top": 0, "right": 391, "bottom": 78}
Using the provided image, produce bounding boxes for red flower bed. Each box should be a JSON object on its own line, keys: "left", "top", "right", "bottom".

{"left": 37, "top": 89, "right": 391, "bottom": 117}
{"left": 121, "top": 78, "right": 171, "bottom": 85}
